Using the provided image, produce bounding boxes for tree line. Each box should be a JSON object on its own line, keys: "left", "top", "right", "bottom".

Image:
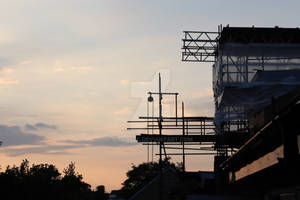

{"left": 0, "top": 160, "right": 107, "bottom": 200}
{"left": 0, "top": 158, "right": 181, "bottom": 200}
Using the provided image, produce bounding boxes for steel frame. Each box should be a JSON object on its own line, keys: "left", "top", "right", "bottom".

{"left": 181, "top": 27, "right": 300, "bottom": 157}
{"left": 127, "top": 75, "right": 222, "bottom": 171}
{"left": 182, "top": 31, "right": 220, "bottom": 62}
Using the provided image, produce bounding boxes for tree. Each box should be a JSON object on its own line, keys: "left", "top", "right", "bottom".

{"left": 95, "top": 185, "right": 108, "bottom": 200}
{"left": 20, "top": 159, "right": 30, "bottom": 176}
{"left": 0, "top": 160, "right": 95, "bottom": 200}
{"left": 29, "top": 163, "right": 61, "bottom": 180}
{"left": 61, "top": 162, "right": 91, "bottom": 200}
{"left": 118, "top": 158, "right": 182, "bottom": 198}
{"left": 63, "top": 162, "right": 78, "bottom": 177}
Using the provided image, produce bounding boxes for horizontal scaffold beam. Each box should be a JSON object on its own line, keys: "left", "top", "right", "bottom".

{"left": 136, "top": 133, "right": 248, "bottom": 147}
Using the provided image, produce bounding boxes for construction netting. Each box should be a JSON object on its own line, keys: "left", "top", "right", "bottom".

{"left": 213, "top": 43, "right": 300, "bottom": 123}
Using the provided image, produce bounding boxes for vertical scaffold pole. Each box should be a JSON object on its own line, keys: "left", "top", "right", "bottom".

{"left": 182, "top": 102, "right": 185, "bottom": 172}
{"left": 158, "top": 73, "right": 163, "bottom": 200}
{"left": 159, "top": 73, "right": 163, "bottom": 165}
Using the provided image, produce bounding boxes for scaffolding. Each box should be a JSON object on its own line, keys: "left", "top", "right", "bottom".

{"left": 126, "top": 25, "right": 300, "bottom": 199}
{"left": 182, "top": 30, "right": 220, "bottom": 62}
{"left": 127, "top": 74, "right": 220, "bottom": 170}
{"left": 182, "top": 26, "right": 300, "bottom": 156}
{"left": 128, "top": 25, "right": 300, "bottom": 168}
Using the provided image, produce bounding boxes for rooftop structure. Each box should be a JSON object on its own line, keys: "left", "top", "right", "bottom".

{"left": 183, "top": 26, "right": 300, "bottom": 155}
{"left": 182, "top": 25, "right": 300, "bottom": 198}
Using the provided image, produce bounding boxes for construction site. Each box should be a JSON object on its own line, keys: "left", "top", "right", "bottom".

{"left": 127, "top": 26, "right": 300, "bottom": 200}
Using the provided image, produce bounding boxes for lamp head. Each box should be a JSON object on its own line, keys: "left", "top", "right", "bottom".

{"left": 148, "top": 95, "right": 153, "bottom": 102}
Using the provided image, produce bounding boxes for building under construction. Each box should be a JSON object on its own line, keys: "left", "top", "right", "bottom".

{"left": 128, "top": 26, "right": 300, "bottom": 200}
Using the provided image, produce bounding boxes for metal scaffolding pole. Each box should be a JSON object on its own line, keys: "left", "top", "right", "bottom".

{"left": 182, "top": 102, "right": 185, "bottom": 172}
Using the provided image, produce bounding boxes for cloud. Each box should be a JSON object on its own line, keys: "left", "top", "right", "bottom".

{"left": 0, "top": 136, "right": 137, "bottom": 157}
{"left": 64, "top": 136, "right": 137, "bottom": 147}
{"left": 25, "top": 122, "right": 57, "bottom": 131}
{"left": 25, "top": 124, "right": 37, "bottom": 131}
{"left": 0, "top": 125, "right": 44, "bottom": 146}
{"left": 1, "top": 144, "right": 80, "bottom": 157}
{"left": 35, "top": 122, "right": 57, "bottom": 129}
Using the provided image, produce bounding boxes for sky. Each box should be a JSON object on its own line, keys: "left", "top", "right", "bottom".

{"left": 0, "top": 0, "right": 300, "bottom": 191}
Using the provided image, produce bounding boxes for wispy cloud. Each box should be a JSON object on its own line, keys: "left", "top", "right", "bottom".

{"left": 1, "top": 144, "right": 80, "bottom": 157}
{"left": 63, "top": 136, "right": 137, "bottom": 147}
{"left": 0, "top": 125, "right": 44, "bottom": 146}
{"left": 25, "top": 122, "right": 57, "bottom": 131}
{"left": 0, "top": 133, "right": 136, "bottom": 157}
